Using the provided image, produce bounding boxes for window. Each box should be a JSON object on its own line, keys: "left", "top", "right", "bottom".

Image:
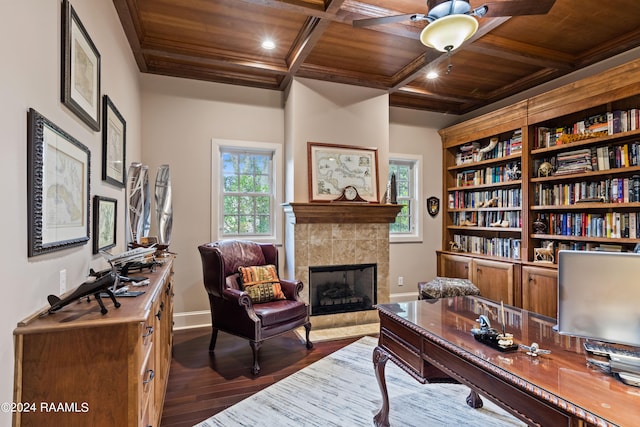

{"left": 389, "top": 154, "right": 422, "bottom": 242}
{"left": 212, "top": 139, "right": 282, "bottom": 242}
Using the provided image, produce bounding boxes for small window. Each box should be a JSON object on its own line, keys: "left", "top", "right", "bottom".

{"left": 389, "top": 154, "right": 422, "bottom": 242}
{"left": 212, "top": 139, "right": 282, "bottom": 243}
{"left": 221, "top": 149, "right": 273, "bottom": 236}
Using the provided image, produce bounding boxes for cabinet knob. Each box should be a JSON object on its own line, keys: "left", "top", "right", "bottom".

{"left": 143, "top": 369, "right": 155, "bottom": 384}
{"left": 142, "top": 326, "right": 154, "bottom": 337}
{"left": 160, "top": 301, "right": 165, "bottom": 311}
{"left": 156, "top": 310, "right": 162, "bottom": 320}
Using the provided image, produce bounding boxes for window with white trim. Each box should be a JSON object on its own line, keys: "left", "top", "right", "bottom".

{"left": 389, "top": 154, "right": 422, "bottom": 241}
{"left": 212, "top": 139, "right": 282, "bottom": 242}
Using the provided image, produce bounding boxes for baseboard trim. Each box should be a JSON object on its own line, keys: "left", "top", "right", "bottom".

{"left": 390, "top": 291, "right": 418, "bottom": 302}
{"left": 173, "top": 310, "right": 211, "bottom": 330}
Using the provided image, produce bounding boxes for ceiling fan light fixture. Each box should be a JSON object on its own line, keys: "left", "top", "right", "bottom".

{"left": 420, "top": 14, "right": 478, "bottom": 52}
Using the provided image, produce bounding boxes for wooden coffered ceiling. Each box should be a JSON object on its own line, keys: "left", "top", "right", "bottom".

{"left": 113, "top": 0, "right": 640, "bottom": 115}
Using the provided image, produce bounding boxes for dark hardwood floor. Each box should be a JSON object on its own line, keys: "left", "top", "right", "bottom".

{"left": 160, "top": 327, "right": 362, "bottom": 427}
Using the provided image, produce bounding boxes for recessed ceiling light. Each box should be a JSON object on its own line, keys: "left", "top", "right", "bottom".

{"left": 261, "top": 39, "right": 276, "bottom": 50}
{"left": 426, "top": 71, "right": 439, "bottom": 80}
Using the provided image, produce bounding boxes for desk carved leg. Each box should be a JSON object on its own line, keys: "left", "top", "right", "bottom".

{"left": 373, "top": 345, "right": 390, "bottom": 427}
{"left": 466, "top": 389, "right": 483, "bottom": 408}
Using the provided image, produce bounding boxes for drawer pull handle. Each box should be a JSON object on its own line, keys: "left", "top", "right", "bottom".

{"left": 143, "top": 369, "right": 155, "bottom": 384}
{"left": 156, "top": 310, "right": 162, "bottom": 320}
{"left": 160, "top": 301, "right": 165, "bottom": 311}
{"left": 142, "top": 326, "right": 154, "bottom": 337}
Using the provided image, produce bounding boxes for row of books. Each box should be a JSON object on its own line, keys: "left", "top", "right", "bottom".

{"left": 452, "top": 234, "right": 521, "bottom": 260}
{"left": 455, "top": 162, "right": 521, "bottom": 187}
{"left": 533, "top": 109, "right": 640, "bottom": 149}
{"left": 448, "top": 188, "right": 521, "bottom": 209}
{"left": 534, "top": 176, "right": 640, "bottom": 205}
{"left": 536, "top": 211, "right": 640, "bottom": 239}
{"left": 592, "top": 142, "right": 640, "bottom": 170}
{"left": 454, "top": 211, "right": 521, "bottom": 228}
{"left": 554, "top": 148, "right": 593, "bottom": 175}
{"left": 454, "top": 130, "right": 522, "bottom": 165}
{"left": 541, "top": 240, "right": 626, "bottom": 254}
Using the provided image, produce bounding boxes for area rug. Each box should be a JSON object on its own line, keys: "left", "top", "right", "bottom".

{"left": 194, "top": 336, "right": 525, "bottom": 427}
{"left": 294, "top": 323, "right": 380, "bottom": 343}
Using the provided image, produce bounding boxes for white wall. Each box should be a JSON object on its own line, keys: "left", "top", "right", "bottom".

{"left": 0, "top": 0, "right": 141, "bottom": 424}
{"left": 285, "top": 78, "right": 390, "bottom": 202}
{"left": 388, "top": 108, "right": 457, "bottom": 299}
{"left": 140, "top": 74, "right": 284, "bottom": 328}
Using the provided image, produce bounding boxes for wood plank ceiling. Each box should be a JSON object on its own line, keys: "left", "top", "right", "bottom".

{"left": 113, "top": 0, "right": 640, "bottom": 115}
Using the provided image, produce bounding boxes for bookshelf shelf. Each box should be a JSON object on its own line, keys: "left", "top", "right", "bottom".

{"left": 447, "top": 180, "right": 522, "bottom": 191}
{"left": 447, "top": 153, "right": 522, "bottom": 171}
{"left": 448, "top": 226, "right": 522, "bottom": 232}
{"left": 530, "top": 128, "right": 640, "bottom": 156}
{"left": 531, "top": 165, "right": 640, "bottom": 183}
{"left": 450, "top": 207, "right": 522, "bottom": 212}
{"left": 532, "top": 202, "right": 640, "bottom": 210}
{"left": 530, "top": 234, "right": 639, "bottom": 244}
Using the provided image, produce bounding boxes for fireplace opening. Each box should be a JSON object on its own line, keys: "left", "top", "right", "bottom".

{"left": 309, "top": 263, "right": 377, "bottom": 316}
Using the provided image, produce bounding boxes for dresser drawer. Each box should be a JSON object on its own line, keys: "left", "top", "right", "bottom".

{"left": 140, "top": 343, "right": 155, "bottom": 425}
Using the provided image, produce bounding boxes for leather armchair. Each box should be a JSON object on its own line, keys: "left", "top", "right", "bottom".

{"left": 198, "top": 240, "right": 312, "bottom": 374}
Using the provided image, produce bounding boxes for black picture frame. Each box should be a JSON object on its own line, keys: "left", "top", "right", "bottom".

{"left": 93, "top": 196, "right": 117, "bottom": 254}
{"left": 28, "top": 108, "right": 90, "bottom": 257}
{"left": 61, "top": 0, "right": 101, "bottom": 131}
{"left": 102, "top": 95, "right": 126, "bottom": 187}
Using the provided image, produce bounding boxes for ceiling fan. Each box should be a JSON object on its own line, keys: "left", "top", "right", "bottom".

{"left": 353, "top": 0, "right": 556, "bottom": 53}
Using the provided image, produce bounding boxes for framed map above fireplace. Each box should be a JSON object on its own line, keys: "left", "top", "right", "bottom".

{"left": 307, "top": 142, "right": 379, "bottom": 203}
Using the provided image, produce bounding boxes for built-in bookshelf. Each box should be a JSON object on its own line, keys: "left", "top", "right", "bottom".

{"left": 438, "top": 58, "right": 640, "bottom": 314}
{"left": 441, "top": 101, "right": 527, "bottom": 263}
{"left": 528, "top": 92, "right": 640, "bottom": 256}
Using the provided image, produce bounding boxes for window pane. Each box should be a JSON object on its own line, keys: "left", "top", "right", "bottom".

{"left": 238, "top": 154, "right": 252, "bottom": 173}
{"left": 223, "top": 174, "right": 238, "bottom": 192}
{"left": 239, "top": 174, "right": 255, "bottom": 192}
{"left": 253, "top": 155, "right": 269, "bottom": 173}
{"left": 256, "top": 215, "right": 270, "bottom": 233}
{"left": 255, "top": 196, "right": 270, "bottom": 213}
{"left": 223, "top": 195, "right": 239, "bottom": 214}
{"left": 398, "top": 181, "right": 409, "bottom": 197}
{"left": 255, "top": 175, "right": 270, "bottom": 193}
{"left": 223, "top": 216, "right": 238, "bottom": 234}
{"left": 239, "top": 196, "right": 254, "bottom": 215}
{"left": 222, "top": 153, "right": 237, "bottom": 174}
{"left": 239, "top": 216, "right": 255, "bottom": 233}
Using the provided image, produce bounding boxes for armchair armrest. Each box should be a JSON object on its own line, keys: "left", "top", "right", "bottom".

{"left": 280, "top": 279, "right": 303, "bottom": 301}
{"left": 222, "top": 288, "right": 259, "bottom": 320}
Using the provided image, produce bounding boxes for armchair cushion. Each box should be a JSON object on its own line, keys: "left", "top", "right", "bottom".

{"left": 238, "top": 265, "right": 286, "bottom": 303}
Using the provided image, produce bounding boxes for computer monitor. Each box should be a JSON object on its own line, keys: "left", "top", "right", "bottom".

{"left": 557, "top": 250, "right": 640, "bottom": 347}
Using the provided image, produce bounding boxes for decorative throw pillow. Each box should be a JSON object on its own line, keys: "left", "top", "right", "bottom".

{"left": 238, "top": 265, "right": 286, "bottom": 304}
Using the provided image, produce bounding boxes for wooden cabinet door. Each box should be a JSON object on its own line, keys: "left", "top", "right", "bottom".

{"left": 522, "top": 265, "right": 557, "bottom": 318}
{"left": 471, "top": 259, "right": 514, "bottom": 305}
{"left": 439, "top": 254, "right": 472, "bottom": 279}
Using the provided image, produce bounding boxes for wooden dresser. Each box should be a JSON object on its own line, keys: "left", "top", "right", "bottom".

{"left": 12, "top": 256, "right": 174, "bottom": 427}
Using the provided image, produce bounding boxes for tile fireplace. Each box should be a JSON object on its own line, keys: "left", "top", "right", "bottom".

{"left": 283, "top": 203, "right": 402, "bottom": 329}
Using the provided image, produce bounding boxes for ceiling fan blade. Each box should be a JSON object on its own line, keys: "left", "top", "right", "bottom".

{"left": 482, "top": 0, "right": 556, "bottom": 17}
{"left": 352, "top": 13, "right": 419, "bottom": 28}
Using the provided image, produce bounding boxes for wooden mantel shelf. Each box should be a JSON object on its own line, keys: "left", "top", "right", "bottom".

{"left": 282, "top": 202, "right": 403, "bottom": 224}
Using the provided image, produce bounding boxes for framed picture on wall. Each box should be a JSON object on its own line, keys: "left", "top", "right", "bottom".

{"left": 307, "top": 142, "right": 379, "bottom": 202}
{"left": 61, "top": 0, "right": 101, "bottom": 131}
{"left": 27, "top": 108, "right": 90, "bottom": 257}
{"left": 102, "top": 95, "right": 126, "bottom": 187}
{"left": 92, "top": 196, "right": 117, "bottom": 253}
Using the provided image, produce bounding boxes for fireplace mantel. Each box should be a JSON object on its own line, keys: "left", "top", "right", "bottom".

{"left": 282, "top": 202, "right": 402, "bottom": 224}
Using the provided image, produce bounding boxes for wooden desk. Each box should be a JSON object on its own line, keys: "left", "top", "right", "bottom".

{"left": 374, "top": 297, "right": 640, "bottom": 427}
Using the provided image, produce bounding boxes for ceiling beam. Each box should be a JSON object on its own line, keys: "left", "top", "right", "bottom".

{"left": 280, "top": 0, "right": 347, "bottom": 89}
{"left": 465, "top": 34, "right": 575, "bottom": 70}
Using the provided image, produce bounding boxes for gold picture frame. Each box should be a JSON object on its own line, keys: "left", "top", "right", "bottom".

{"left": 307, "top": 142, "right": 379, "bottom": 203}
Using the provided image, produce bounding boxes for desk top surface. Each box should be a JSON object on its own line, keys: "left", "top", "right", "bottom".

{"left": 377, "top": 297, "right": 640, "bottom": 427}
